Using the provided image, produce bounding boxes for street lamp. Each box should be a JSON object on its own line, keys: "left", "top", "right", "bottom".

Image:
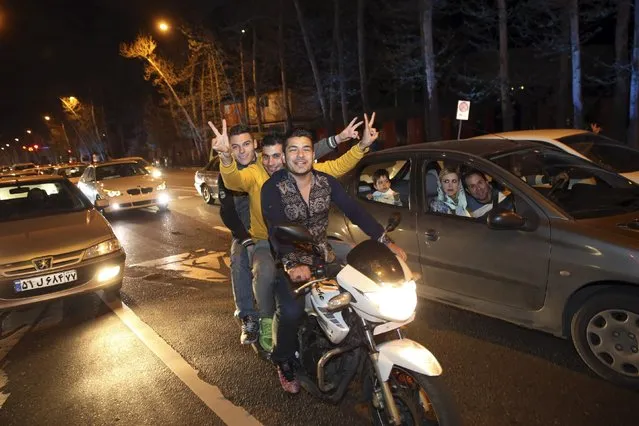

{"left": 14, "top": 138, "right": 18, "bottom": 142}
{"left": 26, "top": 129, "right": 32, "bottom": 134}
{"left": 44, "top": 115, "right": 51, "bottom": 121}
{"left": 158, "top": 20, "right": 170, "bottom": 33}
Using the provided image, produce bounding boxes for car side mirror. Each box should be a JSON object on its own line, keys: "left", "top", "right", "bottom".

{"left": 486, "top": 210, "right": 526, "bottom": 230}
{"left": 385, "top": 212, "right": 401, "bottom": 232}
{"left": 274, "top": 224, "right": 314, "bottom": 244}
{"left": 95, "top": 199, "right": 109, "bottom": 209}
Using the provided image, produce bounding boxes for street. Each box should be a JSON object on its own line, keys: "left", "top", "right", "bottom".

{"left": 0, "top": 169, "right": 637, "bottom": 426}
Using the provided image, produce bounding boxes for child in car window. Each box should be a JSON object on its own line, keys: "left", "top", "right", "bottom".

{"left": 367, "top": 169, "right": 402, "bottom": 206}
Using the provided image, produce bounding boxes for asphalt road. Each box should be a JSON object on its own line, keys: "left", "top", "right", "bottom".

{"left": 0, "top": 169, "right": 637, "bottom": 425}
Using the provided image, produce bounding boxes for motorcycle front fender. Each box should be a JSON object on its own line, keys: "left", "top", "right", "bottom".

{"left": 376, "top": 339, "right": 443, "bottom": 381}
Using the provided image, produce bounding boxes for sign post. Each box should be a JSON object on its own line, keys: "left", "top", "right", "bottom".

{"left": 455, "top": 100, "right": 471, "bottom": 140}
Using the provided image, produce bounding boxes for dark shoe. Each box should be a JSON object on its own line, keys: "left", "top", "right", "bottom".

{"left": 276, "top": 360, "right": 300, "bottom": 394}
{"left": 240, "top": 315, "right": 259, "bottom": 345}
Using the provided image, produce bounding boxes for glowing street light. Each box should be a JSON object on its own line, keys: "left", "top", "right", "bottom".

{"left": 5, "top": 143, "right": 8, "bottom": 147}
{"left": 241, "top": 29, "right": 246, "bottom": 34}
{"left": 44, "top": 115, "right": 51, "bottom": 121}
{"left": 26, "top": 129, "right": 32, "bottom": 134}
{"left": 14, "top": 138, "right": 19, "bottom": 142}
{"left": 158, "top": 20, "right": 170, "bottom": 33}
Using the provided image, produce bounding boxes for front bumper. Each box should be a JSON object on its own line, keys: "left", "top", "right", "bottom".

{"left": 0, "top": 250, "right": 126, "bottom": 311}
{"left": 102, "top": 190, "right": 169, "bottom": 213}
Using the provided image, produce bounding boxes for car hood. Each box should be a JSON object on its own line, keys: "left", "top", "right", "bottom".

{"left": 97, "top": 175, "right": 162, "bottom": 192}
{"left": 0, "top": 209, "right": 114, "bottom": 263}
{"left": 579, "top": 211, "right": 639, "bottom": 247}
{"left": 621, "top": 171, "right": 639, "bottom": 185}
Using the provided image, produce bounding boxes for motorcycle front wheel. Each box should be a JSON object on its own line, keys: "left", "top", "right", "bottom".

{"left": 364, "top": 364, "right": 460, "bottom": 426}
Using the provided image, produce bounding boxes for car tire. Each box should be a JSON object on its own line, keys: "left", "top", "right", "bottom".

{"left": 202, "top": 184, "right": 215, "bottom": 204}
{"left": 158, "top": 204, "right": 169, "bottom": 213}
{"left": 103, "top": 283, "right": 122, "bottom": 303}
{"left": 571, "top": 289, "right": 639, "bottom": 389}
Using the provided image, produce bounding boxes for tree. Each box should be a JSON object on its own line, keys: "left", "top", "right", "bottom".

{"left": 333, "top": 0, "right": 348, "bottom": 126}
{"left": 252, "top": 28, "right": 263, "bottom": 132}
{"left": 569, "top": 0, "right": 584, "bottom": 129}
{"left": 279, "top": 0, "right": 293, "bottom": 130}
{"left": 613, "top": 0, "right": 631, "bottom": 140}
{"left": 357, "top": 0, "right": 370, "bottom": 112}
{"left": 421, "top": 0, "right": 442, "bottom": 140}
{"left": 628, "top": 0, "right": 639, "bottom": 147}
{"left": 497, "top": 0, "right": 514, "bottom": 131}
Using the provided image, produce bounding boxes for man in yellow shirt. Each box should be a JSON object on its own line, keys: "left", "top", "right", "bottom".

{"left": 209, "top": 118, "right": 378, "bottom": 351}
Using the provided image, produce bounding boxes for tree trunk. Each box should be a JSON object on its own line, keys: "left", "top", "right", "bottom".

{"left": 279, "top": 2, "right": 293, "bottom": 131}
{"left": 146, "top": 57, "right": 203, "bottom": 158}
{"left": 557, "top": 20, "right": 570, "bottom": 128}
{"left": 200, "top": 65, "right": 206, "bottom": 145}
{"left": 357, "top": 0, "right": 369, "bottom": 112}
{"left": 293, "top": 0, "right": 329, "bottom": 126}
{"left": 498, "top": 0, "right": 513, "bottom": 131}
{"left": 421, "top": 0, "right": 441, "bottom": 141}
{"left": 333, "top": 0, "right": 348, "bottom": 126}
{"left": 240, "top": 36, "right": 249, "bottom": 125}
{"left": 628, "top": 0, "right": 639, "bottom": 147}
{"left": 189, "top": 59, "right": 204, "bottom": 158}
{"left": 569, "top": 0, "right": 584, "bottom": 129}
{"left": 329, "top": 44, "right": 336, "bottom": 124}
{"left": 613, "top": 0, "right": 631, "bottom": 141}
{"left": 208, "top": 55, "right": 218, "bottom": 123}
{"left": 252, "top": 28, "right": 263, "bottom": 132}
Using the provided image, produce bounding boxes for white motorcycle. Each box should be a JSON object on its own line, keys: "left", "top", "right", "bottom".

{"left": 274, "top": 213, "right": 459, "bottom": 426}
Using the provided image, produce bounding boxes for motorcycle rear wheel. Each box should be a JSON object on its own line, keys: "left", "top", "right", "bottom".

{"left": 365, "top": 365, "right": 460, "bottom": 426}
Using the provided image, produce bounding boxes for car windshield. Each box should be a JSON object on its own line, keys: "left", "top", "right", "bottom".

{"left": 96, "top": 163, "right": 148, "bottom": 180}
{"left": 490, "top": 148, "right": 639, "bottom": 219}
{"left": 557, "top": 133, "right": 639, "bottom": 173}
{"left": 57, "top": 165, "right": 87, "bottom": 178}
{"left": 0, "top": 180, "right": 90, "bottom": 222}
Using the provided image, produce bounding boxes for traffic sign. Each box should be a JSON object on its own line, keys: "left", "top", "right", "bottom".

{"left": 456, "top": 100, "right": 471, "bottom": 121}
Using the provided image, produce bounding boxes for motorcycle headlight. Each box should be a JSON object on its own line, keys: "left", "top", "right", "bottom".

{"left": 84, "top": 238, "right": 121, "bottom": 260}
{"left": 156, "top": 182, "right": 166, "bottom": 191}
{"left": 105, "top": 189, "right": 121, "bottom": 198}
{"left": 365, "top": 280, "right": 417, "bottom": 322}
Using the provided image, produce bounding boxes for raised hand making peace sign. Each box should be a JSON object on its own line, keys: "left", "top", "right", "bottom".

{"left": 336, "top": 117, "right": 364, "bottom": 143}
{"left": 208, "top": 120, "right": 231, "bottom": 155}
{"left": 357, "top": 112, "right": 379, "bottom": 150}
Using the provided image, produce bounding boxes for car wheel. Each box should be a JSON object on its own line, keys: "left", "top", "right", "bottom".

{"left": 571, "top": 289, "right": 639, "bottom": 389}
{"left": 103, "top": 283, "right": 122, "bottom": 303}
{"left": 202, "top": 184, "right": 215, "bottom": 204}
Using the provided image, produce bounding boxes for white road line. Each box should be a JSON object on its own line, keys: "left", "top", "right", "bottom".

{"left": 101, "top": 296, "right": 262, "bottom": 426}
{"left": 213, "top": 226, "right": 231, "bottom": 233}
{"left": 131, "top": 252, "right": 193, "bottom": 268}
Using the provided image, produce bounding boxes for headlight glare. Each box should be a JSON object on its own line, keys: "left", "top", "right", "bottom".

{"left": 366, "top": 280, "right": 417, "bottom": 322}
{"left": 156, "top": 182, "right": 166, "bottom": 191}
{"left": 152, "top": 170, "right": 162, "bottom": 178}
{"left": 105, "top": 189, "right": 121, "bottom": 197}
{"left": 84, "top": 238, "right": 121, "bottom": 260}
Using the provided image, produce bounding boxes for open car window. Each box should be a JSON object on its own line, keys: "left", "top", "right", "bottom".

{"left": 357, "top": 160, "right": 410, "bottom": 208}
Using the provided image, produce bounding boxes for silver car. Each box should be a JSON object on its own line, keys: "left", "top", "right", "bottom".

{"left": 329, "top": 138, "right": 639, "bottom": 388}
{"left": 194, "top": 157, "right": 220, "bottom": 204}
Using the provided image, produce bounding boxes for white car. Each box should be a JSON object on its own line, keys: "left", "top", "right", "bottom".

{"left": 117, "top": 156, "right": 162, "bottom": 178}
{"left": 54, "top": 163, "right": 89, "bottom": 185}
{"left": 472, "top": 129, "right": 639, "bottom": 183}
{"left": 77, "top": 160, "right": 169, "bottom": 214}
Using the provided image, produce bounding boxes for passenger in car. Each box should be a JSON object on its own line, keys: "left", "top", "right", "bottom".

{"left": 366, "top": 168, "right": 402, "bottom": 206}
{"left": 463, "top": 169, "right": 513, "bottom": 217}
{"left": 429, "top": 166, "right": 470, "bottom": 217}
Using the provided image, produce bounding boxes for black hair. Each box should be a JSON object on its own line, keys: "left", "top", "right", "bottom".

{"left": 262, "top": 132, "right": 285, "bottom": 148}
{"left": 461, "top": 168, "right": 486, "bottom": 187}
{"left": 284, "top": 128, "right": 314, "bottom": 150}
{"left": 372, "top": 168, "right": 390, "bottom": 184}
{"left": 229, "top": 124, "right": 251, "bottom": 137}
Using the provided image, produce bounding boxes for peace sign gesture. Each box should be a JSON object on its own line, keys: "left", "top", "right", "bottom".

{"left": 208, "top": 120, "right": 230, "bottom": 154}
{"left": 358, "top": 112, "right": 378, "bottom": 149}
{"left": 337, "top": 116, "right": 364, "bottom": 143}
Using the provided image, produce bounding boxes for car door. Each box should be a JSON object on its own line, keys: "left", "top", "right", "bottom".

{"left": 205, "top": 158, "right": 220, "bottom": 192}
{"left": 416, "top": 152, "right": 552, "bottom": 312}
{"left": 340, "top": 154, "right": 422, "bottom": 282}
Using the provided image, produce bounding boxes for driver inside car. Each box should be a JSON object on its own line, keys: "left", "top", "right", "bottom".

{"left": 462, "top": 169, "right": 514, "bottom": 218}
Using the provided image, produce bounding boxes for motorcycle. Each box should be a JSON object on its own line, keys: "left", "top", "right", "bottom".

{"left": 273, "top": 213, "right": 460, "bottom": 425}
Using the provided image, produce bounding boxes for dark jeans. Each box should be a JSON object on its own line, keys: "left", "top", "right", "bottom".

{"left": 270, "top": 270, "right": 305, "bottom": 363}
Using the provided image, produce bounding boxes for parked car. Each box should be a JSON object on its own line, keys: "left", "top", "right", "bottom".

{"left": 472, "top": 129, "right": 639, "bottom": 183}
{"left": 328, "top": 138, "right": 639, "bottom": 388}
{"left": 194, "top": 157, "right": 220, "bottom": 204}
{"left": 0, "top": 174, "right": 125, "bottom": 309}
{"left": 54, "top": 163, "right": 89, "bottom": 185}
{"left": 118, "top": 156, "right": 162, "bottom": 178}
{"left": 78, "top": 160, "right": 169, "bottom": 214}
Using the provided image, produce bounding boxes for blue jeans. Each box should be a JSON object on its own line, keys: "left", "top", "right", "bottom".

{"left": 230, "top": 239, "right": 257, "bottom": 319}
{"left": 249, "top": 239, "right": 277, "bottom": 319}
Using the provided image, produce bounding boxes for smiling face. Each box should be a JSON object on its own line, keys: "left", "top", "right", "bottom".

{"left": 262, "top": 143, "right": 285, "bottom": 176}
{"left": 465, "top": 172, "right": 492, "bottom": 203}
{"left": 440, "top": 172, "right": 460, "bottom": 197}
{"left": 229, "top": 133, "right": 256, "bottom": 166}
{"left": 284, "top": 136, "right": 314, "bottom": 176}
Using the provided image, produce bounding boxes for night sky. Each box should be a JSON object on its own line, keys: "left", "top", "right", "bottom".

{"left": 0, "top": 0, "right": 203, "bottom": 142}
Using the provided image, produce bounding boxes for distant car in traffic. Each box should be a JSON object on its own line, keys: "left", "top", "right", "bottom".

{"left": 328, "top": 138, "right": 639, "bottom": 388}
{"left": 194, "top": 157, "right": 220, "bottom": 204}
{"left": 0, "top": 174, "right": 125, "bottom": 309}
{"left": 472, "top": 129, "right": 639, "bottom": 183}
{"left": 118, "top": 156, "right": 162, "bottom": 178}
{"left": 53, "top": 163, "right": 89, "bottom": 185}
{"left": 77, "top": 159, "right": 169, "bottom": 214}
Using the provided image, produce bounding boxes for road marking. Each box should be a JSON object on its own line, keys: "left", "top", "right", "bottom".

{"left": 101, "top": 296, "right": 261, "bottom": 426}
{"left": 177, "top": 195, "right": 195, "bottom": 200}
{"left": 131, "top": 250, "right": 231, "bottom": 283}
{"left": 214, "top": 226, "right": 231, "bottom": 233}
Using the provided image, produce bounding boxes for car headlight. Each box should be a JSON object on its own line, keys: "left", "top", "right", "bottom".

{"left": 105, "top": 189, "right": 121, "bottom": 197}
{"left": 84, "top": 238, "right": 121, "bottom": 260}
{"left": 156, "top": 182, "right": 166, "bottom": 191}
{"left": 152, "top": 170, "right": 162, "bottom": 178}
{"left": 365, "top": 280, "right": 417, "bottom": 322}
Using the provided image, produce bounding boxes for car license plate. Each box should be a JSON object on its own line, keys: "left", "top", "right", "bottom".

{"left": 13, "top": 270, "right": 78, "bottom": 293}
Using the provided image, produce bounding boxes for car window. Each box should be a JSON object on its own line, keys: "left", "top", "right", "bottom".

{"left": 424, "top": 160, "right": 514, "bottom": 219}
{"left": 57, "top": 165, "right": 87, "bottom": 178}
{"left": 0, "top": 180, "right": 90, "bottom": 222}
{"left": 491, "top": 148, "right": 639, "bottom": 219}
{"left": 96, "top": 163, "right": 148, "bottom": 180}
{"left": 558, "top": 133, "right": 639, "bottom": 173}
{"left": 357, "top": 160, "right": 410, "bottom": 208}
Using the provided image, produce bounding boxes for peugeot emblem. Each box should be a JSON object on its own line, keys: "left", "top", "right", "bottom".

{"left": 32, "top": 257, "right": 53, "bottom": 271}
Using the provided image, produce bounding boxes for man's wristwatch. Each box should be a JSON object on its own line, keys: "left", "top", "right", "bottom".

{"left": 283, "top": 260, "right": 297, "bottom": 272}
{"left": 378, "top": 234, "right": 393, "bottom": 245}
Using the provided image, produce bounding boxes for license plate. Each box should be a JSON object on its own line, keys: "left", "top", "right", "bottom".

{"left": 13, "top": 270, "right": 78, "bottom": 293}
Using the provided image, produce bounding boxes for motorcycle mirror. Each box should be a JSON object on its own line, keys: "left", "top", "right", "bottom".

{"left": 385, "top": 212, "right": 401, "bottom": 232}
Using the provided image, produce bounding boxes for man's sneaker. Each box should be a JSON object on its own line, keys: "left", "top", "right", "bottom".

{"left": 240, "top": 315, "right": 259, "bottom": 345}
{"left": 276, "top": 360, "right": 300, "bottom": 394}
{"left": 259, "top": 317, "right": 273, "bottom": 352}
